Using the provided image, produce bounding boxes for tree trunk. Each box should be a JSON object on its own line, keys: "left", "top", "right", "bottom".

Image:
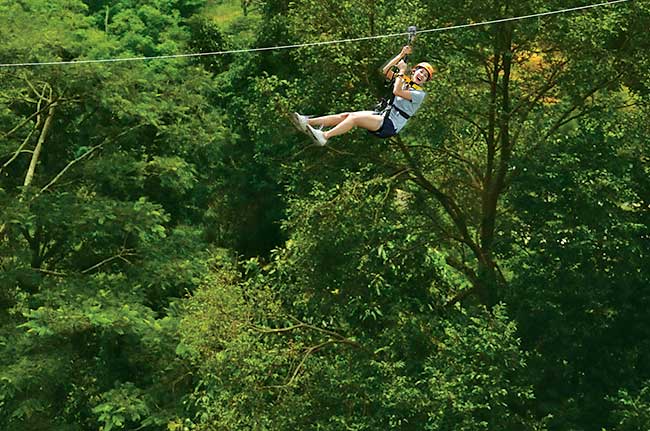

{"left": 24, "top": 102, "right": 56, "bottom": 187}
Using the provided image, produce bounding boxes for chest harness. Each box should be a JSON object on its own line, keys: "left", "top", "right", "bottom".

{"left": 375, "top": 74, "right": 422, "bottom": 120}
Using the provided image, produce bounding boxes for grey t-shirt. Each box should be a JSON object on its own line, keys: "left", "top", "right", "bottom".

{"left": 387, "top": 89, "right": 426, "bottom": 133}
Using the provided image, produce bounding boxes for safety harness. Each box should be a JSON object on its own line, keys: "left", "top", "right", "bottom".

{"left": 375, "top": 74, "right": 422, "bottom": 120}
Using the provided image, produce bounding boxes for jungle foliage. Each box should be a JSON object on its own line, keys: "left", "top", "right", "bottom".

{"left": 0, "top": 0, "right": 649, "bottom": 430}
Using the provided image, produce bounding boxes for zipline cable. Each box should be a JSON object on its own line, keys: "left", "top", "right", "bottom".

{"left": 0, "top": 0, "right": 631, "bottom": 68}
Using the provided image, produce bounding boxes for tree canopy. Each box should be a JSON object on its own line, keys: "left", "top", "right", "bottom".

{"left": 1, "top": 0, "right": 648, "bottom": 430}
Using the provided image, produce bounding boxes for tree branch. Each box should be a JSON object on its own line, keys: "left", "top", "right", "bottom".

{"left": 449, "top": 109, "right": 489, "bottom": 144}
{"left": 37, "top": 143, "right": 104, "bottom": 196}
{"left": 23, "top": 96, "right": 57, "bottom": 187}
{"left": 440, "top": 141, "right": 484, "bottom": 191}
{"left": 250, "top": 323, "right": 308, "bottom": 334}
{"left": 445, "top": 255, "right": 480, "bottom": 287}
{"left": 252, "top": 318, "right": 362, "bottom": 389}
{"left": 1, "top": 99, "right": 57, "bottom": 139}
{"left": 81, "top": 248, "right": 136, "bottom": 274}
{"left": 0, "top": 98, "right": 56, "bottom": 175}
{"left": 537, "top": 71, "right": 624, "bottom": 147}
{"left": 285, "top": 340, "right": 335, "bottom": 387}
{"left": 1, "top": 128, "right": 37, "bottom": 175}
{"left": 252, "top": 316, "right": 361, "bottom": 349}
{"left": 509, "top": 59, "right": 567, "bottom": 121}
{"left": 394, "top": 137, "right": 482, "bottom": 259}
{"left": 30, "top": 267, "right": 68, "bottom": 277}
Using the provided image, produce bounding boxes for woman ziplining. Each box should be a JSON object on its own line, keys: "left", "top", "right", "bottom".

{"left": 290, "top": 44, "right": 435, "bottom": 146}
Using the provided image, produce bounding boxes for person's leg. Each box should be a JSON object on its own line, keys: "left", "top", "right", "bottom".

{"left": 323, "top": 111, "right": 384, "bottom": 139}
{"left": 308, "top": 113, "right": 350, "bottom": 128}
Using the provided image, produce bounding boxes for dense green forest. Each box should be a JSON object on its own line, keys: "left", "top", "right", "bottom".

{"left": 1, "top": 0, "right": 649, "bottom": 429}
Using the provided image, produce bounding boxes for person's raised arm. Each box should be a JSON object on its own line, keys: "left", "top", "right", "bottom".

{"left": 381, "top": 45, "right": 412, "bottom": 79}
{"left": 392, "top": 59, "right": 413, "bottom": 100}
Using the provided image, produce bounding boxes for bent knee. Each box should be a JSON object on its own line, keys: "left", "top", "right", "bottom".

{"left": 347, "top": 112, "right": 365, "bottom": 123}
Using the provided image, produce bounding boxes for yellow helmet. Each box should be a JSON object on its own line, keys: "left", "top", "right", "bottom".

{"left": 413, "top": 62, "right": 435, "bottom": 81}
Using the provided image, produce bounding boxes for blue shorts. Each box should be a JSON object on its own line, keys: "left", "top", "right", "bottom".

{"left": 369, "top": 117, "right": 397, "bottom": 139}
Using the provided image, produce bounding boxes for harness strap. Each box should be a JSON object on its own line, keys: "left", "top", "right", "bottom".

{"left": 382, "top": 77, "right": 418, "bottom": 119}
{"left": 374, "top": 73, "right": 420, "bottom": 120}
{"left": 391, "top": 105, "right": 411, "bottom": 119}
{"left": 402, "top": 75, "right": 422, "bottom": 91}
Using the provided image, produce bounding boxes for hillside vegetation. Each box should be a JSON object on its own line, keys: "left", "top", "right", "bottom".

{"left": 1, "top": 0, "right": 649, "bottom": 430}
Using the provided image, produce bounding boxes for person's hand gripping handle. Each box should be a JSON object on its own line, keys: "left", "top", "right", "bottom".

{"left": 397, "top": 45, "right": 412, "bottom": 75}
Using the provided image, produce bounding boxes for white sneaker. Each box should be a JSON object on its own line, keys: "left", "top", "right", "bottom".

{"left": 307, "top": 124, "right": 327, "bottom": 146}
{"left": 290, "top": 112, "right": 309, "bottom": 134}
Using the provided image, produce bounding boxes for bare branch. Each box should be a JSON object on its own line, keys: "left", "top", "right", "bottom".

{"left": 23, "top": 101, "right": 57, "bottom": 187}
{"left": 250, "top": 323, "right": 307, "bottom": 334}
{"left": 38, "top": 143, "right": 104, "bottom": 195}
{"left": 252, "top": 318, "right": 363, "bottom": 390}
{"left": 536, "top": 72, "right": 625, "bottom": 148}
{"left": 510, "top": 60, "right": 567, "bottom": 121}
{"left": 440, "top": 142, "right": 484, "bottom": 191}
{"left": 0, "top": 100, "right": 57, "bottom": 139}
{"left": 394, "top": 137, "right": 482, "bottom": 259}
{"left": 22, "top": 78, "right": 45, "bottom": 101}
{"left": 1, "top": 128, "right": 37, "bottom": 175}
{"left": 449, "top": 109, "right": 489, "bottom": 143}
{"left": 81, "top": 248, "right": 136, "bottom": 274}
{"left": 445, "top": 255, "right": 480, "bottom": 287}
{"left": 265, "top": 338, "right": 357, "bottom": 390}
{"left": 253, "top": 316, "right": 362, "bottom": 349}
{"left": 0, "top": 97, "right": 59, "bottom": 175}
{"left": 285, "top": 340, "right": 335, "bottom": 386}
{"left": 30, "top": 267, "right": 68, "bottom": 277}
